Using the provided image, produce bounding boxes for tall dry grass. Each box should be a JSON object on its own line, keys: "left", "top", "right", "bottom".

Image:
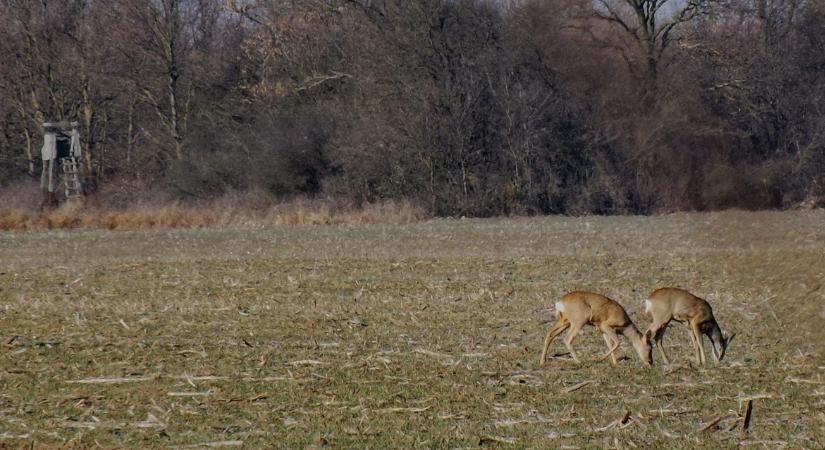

{"left": 0, "top": 195, "right": 427, "bottom": 231}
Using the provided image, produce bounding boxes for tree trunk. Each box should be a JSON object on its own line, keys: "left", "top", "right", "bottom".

{"left": 82, "top": 78, "right": 96, "bottom": 179}
{"left": 23, "top": 129, "right": 35, "bottom": 177}
{"left": 127, "top": 94, "right": 135, "bottom": 167}
{"left": 165, "top": 0, "right": 184, "bottom": 161}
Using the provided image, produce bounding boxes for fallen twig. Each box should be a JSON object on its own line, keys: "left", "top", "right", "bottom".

{"left": 175, "top": 375, "right": 229, "bottom": 381}
{"left": 698, "top": 415, "right": 725, "bottom": 432}
{"left": 286, "top": 359, "right": 327, "bottom": 366}
{"left": 650, "top": 408, "right": 700, "bottom": 417}
{"left": 66, "top": 376, "right": 153, "bottom": 384}
{"left": 479, "top": 436, "right": 515, "bottom": 445}
{"left": 738, "top": 393, "right": 774, "bottom": 402}
{"left": 785, "top": 377, "right": 825, "bottom": 385}
{"left": 377, "top": 406, "right": 431, "bottom": 414}
{"left": 618, "top": 410, "right": 632, "bottom": 428}
{"left": 741, "top": 399, "right": 753, "bottom": 432}
{"left": 561, "top": 380, "right": 597, "bottom": 394}
{"left": 595, "top": 410, "right": 632, "bottom": 432}
{"left": 413, "top": 348, "right": 453, "bottom": 359}
{"left": 174, "top": 441, "right": 243, "bottom": 448}
{"left": 248, "top": 393, "right": 269, "bottom": 402}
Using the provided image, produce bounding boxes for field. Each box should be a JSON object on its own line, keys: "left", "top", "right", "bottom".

{"left": 1, "top": 210, "right": 824, "bottom": 449}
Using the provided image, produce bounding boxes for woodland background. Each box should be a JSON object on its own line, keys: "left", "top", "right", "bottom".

{"left": 1, "top": 0, "right": 824, "bottom": 216}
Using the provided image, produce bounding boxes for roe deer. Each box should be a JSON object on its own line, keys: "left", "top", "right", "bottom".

{"left": 644, "top": 287, "right": 732, "bottom": 365}
{"left": 539, "top": 291, "right": 652, "bottom": 367}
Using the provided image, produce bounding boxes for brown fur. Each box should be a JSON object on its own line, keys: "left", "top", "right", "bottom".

{"left": 540, "top": 291, "right": 651, "bottom": 367}
{"left": 645, "top": 287, "right": 729, "bottom": 365}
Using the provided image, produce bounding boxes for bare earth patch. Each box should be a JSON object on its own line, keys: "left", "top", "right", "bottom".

{"left": 1, "top": 210, "right": 823, "bottom": 448}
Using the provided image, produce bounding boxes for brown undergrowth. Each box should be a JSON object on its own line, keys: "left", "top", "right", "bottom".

{"left": 0, "top": 198, "right": 427, "bottom": 230}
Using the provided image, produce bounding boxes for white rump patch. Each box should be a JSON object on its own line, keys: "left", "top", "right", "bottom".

{"left": 644, "top": 300, "right": 652, "bottom": 313}
{"left": 554, "top": 302, "right": 564, "bottom": 317}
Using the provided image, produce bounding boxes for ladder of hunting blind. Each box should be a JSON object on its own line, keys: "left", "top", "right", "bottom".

{"left": 61, "top": 157, "right": 83, "bottom": 199}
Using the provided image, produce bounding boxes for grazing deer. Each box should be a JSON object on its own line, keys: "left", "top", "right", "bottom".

{"left": 539, "top": 291, "right": 652, "bottom": 367}
{"left": 644, "top": 288, "right": 732, "bottom": 365}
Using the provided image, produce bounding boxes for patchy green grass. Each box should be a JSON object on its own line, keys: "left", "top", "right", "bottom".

{"left": 1, "top": 210, "right": 824, "bottom": 448}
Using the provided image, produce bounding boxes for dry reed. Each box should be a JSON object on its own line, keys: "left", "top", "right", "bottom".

{"left": 0, "top": 197, "right": 427, "bottom": 231}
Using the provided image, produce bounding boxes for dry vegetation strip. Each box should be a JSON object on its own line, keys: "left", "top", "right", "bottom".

{"left": 1, "top": 210, "right": 824, "bottom": 448}
{"left": 0, "top": 199, "right": 427, "bottom": 231}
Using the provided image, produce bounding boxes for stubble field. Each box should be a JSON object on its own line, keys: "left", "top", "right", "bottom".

{"left": 1, "top": 210, "right": 824, "bottom": 448}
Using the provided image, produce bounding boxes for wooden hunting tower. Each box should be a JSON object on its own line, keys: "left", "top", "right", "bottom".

{"left": 41, "top": 121, "right": 83, "bottom": 206}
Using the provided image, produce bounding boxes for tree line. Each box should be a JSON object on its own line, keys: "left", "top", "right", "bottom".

{"left": 1, "top": 0, "right": 823, "bottom": 215}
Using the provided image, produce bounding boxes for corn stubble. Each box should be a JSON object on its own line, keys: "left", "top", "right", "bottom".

{"left": 0, "top": 210, "right": 823, "bottom": 448}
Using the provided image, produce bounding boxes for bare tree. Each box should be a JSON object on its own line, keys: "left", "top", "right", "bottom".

{"left": 1, "top": 0, "right": 823, "bottom": 212}
{"left": 587, "top": 0, "right": 718, "bottom": 88}
{"left": 111, "top": 0, "right": 192, "bottom": 163}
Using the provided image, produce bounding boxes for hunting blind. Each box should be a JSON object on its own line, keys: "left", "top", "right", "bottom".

{"left": 41, "top": 121, "right": 83, "bottom": 206}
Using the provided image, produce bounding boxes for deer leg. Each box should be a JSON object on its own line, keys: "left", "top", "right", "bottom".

{"left": 686, "top": 324, "right": 701, "bottom": 365}
{"left": 654, "top": 325, "right": 671, "bottom": 365}
{"left": 600, "top": 333, "right": 618, "bottom": 365}
{"left": 563, "top": 321, "right": 585, "bottom": 363}
{"left": 647, "top": 322, "right": 671, "bottom": 365}
{"left": 691, "top": 322, "right": 706, "bottom": 365}
{"left": 599, "top": 325, "right": 620, "bottom": 365}
{"left": 540, "top": 320, "right": 570, "bottom": 366}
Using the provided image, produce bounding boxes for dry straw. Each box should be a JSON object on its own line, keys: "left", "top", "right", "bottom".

{"left": 0, "top": 197, "right": 427, "bottom": 230}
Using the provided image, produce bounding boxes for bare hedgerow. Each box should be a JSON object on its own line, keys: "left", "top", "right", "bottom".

{"left": 0, "top": 194, "right": 428, "bottom": 231}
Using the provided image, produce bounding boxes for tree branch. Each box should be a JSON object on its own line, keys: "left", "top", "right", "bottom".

{"left": 593, "top": 0, "right": 642, "bottom": 40}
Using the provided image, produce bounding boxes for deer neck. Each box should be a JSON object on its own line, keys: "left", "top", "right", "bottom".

{"left": 622, "top": 324, "right": 650, "bottom": 364}
{"left": 623, "top": 324, "right": 644, "bottom": 346}
{"left": 707, "top": 320, "right": 726, "bottom": 355}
